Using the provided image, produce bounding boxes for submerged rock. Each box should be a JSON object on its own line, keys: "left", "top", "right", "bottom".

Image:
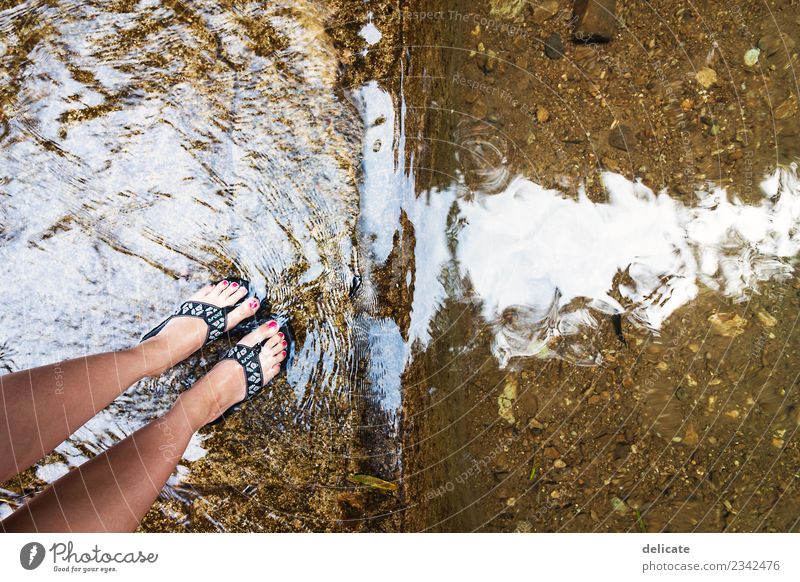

{"left": 743, "top": 48, "right": 760, "bottom": 67}
{"left": 544, "top": 32, "right": 564, "bottom": 59}
{"left": 695, "top": 67, "right": 717, "bottom": 88}
{"left": 608, "top": 124, "right": 636, "bottom": 152}
{"left": 572, "top": 0, "right": 617, "bottom": 42}
{"left": 532, "top": 0, "right": 559, "bottom": 24}
{"left": 708, "top": 312, "right": 747, "bottom": 338}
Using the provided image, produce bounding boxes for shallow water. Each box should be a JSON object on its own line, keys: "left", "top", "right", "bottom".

{"left": 1, "top": 0, "right": 799, "bottom": 532}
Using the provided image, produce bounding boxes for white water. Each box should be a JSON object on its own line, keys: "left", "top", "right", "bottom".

{"left": 456, "top": 166, "right": 800, "bottom": 365}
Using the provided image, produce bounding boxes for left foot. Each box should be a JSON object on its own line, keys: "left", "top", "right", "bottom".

{"left": 183, "top": 320, "right": 288, "bottom": 425}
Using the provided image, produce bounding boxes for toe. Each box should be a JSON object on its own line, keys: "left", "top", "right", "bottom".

{"left": 225, "top": 297, "right": 260, "bottom": 330}
{"left": 224, "top": 285, "right": 248, "bottom": 306}
{"left": 238, "top": 319, "right": 280, "bottom": 347}
{"left": 210, "top": 280, "right": 231, "bottom": 298}
{"left": 222, "top": 280, "right": 243, "bottom": 299}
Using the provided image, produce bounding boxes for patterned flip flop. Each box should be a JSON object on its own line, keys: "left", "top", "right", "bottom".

{"left": 211, "top": 317, "right": 295, "bottom": 423}
{"left": 141, "top": 277, "right": 255, "bottom": 346}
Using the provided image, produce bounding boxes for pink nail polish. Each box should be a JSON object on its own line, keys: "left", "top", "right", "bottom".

{"left": 282, "top": 351, "right": 287, "bottom": 357}
{"left": 249, "top": 300, "right": 259, "bottom": 309}
{"left": 268, "top": 321, "right": 278, "bottom": 329}
{"left": 282, "top": 340, "right": 287, "bottom": 347}
{"left": 231, "top": 282, "right": 238, "bottom": 288}
{"left": 278, "top": 332, "right": 284, "bottom": 338}
{"left": 222, "top": 280, "right": 229, "bottom": 286}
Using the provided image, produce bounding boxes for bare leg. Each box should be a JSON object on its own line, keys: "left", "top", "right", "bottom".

{"left": 1, "top": 321, "right": 287, "bottom": 532}
{"left": 0, "top": 281, "right": 259, "bottom": 483}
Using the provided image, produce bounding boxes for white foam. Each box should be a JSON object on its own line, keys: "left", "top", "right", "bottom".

{"left": 35, "top": 462, "right": 70, "bottom": 484}
{"left": 359, "top": 21, "right": 382, "bottom": 46}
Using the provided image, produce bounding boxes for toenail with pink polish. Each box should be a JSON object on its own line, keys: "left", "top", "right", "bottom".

{"left": 278, "top": 332, "right": 284, "bottom": 338}
{"left": 222, "top": 280, "right": 229, "bottom": 286}
{"left": 249, "top": 299, "right": 259, "bottom": 309}
{"left": 282, "top": 340, "right": 287, "bottom": 347}
{"left": 282, "top": 351, "right": 286, "bottom": 357}
{"left": 231, "top": 282, "right": 238, "bottom": 288}
{"left": 268, "top": 321, "right": 278, "bottom": 329}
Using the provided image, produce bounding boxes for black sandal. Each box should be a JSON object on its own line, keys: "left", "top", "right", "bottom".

{"left": 141, "top": 277, "right": 254, "bottom": 346}
{"left": 211, "top": 317, "right": 295, "bottom": 423}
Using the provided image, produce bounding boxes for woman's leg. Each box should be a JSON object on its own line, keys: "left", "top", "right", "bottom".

{"left": 1, "top": 321, "right": 286, "bottom": 532}
{"left": 0, "top": 281, "right": 258, "bottom": 483}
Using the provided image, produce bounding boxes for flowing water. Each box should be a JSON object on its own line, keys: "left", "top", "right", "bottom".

{"left": 1, "top": 0, "right": 799, "bottom": 532}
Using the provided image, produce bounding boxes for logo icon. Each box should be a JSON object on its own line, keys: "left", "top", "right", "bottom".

{"left": 20, "top": 542, "right": 45, "bottom": 570}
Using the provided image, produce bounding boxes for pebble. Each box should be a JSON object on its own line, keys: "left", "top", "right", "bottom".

{"left": 553, "top": 459, "right": 566, "bottom": 469}
{"left": 611, "top": 497, "right": 628, "bottom": 514}
{"left": 544, "top": 446, "right": 561, "bottom": 459}
{"left": 608, "top": 124, "right": 636, "bottom": 152}
{"left": 696, "top": 67, "right": 717, "bottom": 89}
{"left": 498, "top": 376, "right": 517, "bottom": 425}
{"left": 531, "top": 0, "right": 559, "bottom": 23}
{"left": 708, "top": 312, "right": 746, "bottom": 338}
{"left": 536, "top": 106, "right": 550, "bottom": 123}
{"left": 683, "top": 423, "right": 699, "bottom": 447}
{"left": 743, "top": 48, "right": 760, "bottom": 67}
{"left": 544, "top": 33, "right": 564, "bottom": 60}
{"left": 756, "top": 311, "right": 777, "bottom": 327}
{"left": 573, "top": 0, "right": 617, "bottom": 42}
{"left": 774, "top": 94, "right": 797, "bottom": 120}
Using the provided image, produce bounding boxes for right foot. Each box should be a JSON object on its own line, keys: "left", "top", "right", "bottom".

{"left": 184, "top": 321, "right": 288, "bottom": 424}
{"left": 143, "top": 280, "right": 260, "bottom": 374}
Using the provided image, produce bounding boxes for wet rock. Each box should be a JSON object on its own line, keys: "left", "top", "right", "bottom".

{"left": 472, "top": 99, "right": 488, "bottom": 119}
{"left": 708, "top": 312, "right": 746, "bottom": 338}
{"left": 531, "top": 0, "right": 559, "bottom": 24}
{"left": 601, "top": 156, "right": 620, "bottom": 172}
{"left": 608, "top": 124, "right": 636, "bottom": 152}
{"left": 611, "top": 496, "right": 628, "bottom": 514}
{"left": 498, "top": 375, "right": 518, "bottom": 425}
{"left": 756, "top": 310, "right": 777, "bottom": 327}
{"left": 536, "top": 106, "right": 550, "bottom": 123}
{"left": 544, "top": 446, "right": 561, "bottom": 459}
{"left": 572, "top": 0, "right": 616, "bottom": 42}
{"left": 695, "top": 67, "right": 717, "bottom": 88}
{"left": 683, "top": 423, "right": 699, "bottom": 447}
{"left": 758, "top": 32, "right": 796, "bottom": 58}
{"left": 743, "top": 48, "right": 760, "bottom": 67}
{"left": 774, "top": 95, "right": 797, "bottom": 120}
{"left": 544, "top": 33, "right": 564, "bottom": 59}
{"left": 527, "top": 418, "right": 545, "bottom": 431}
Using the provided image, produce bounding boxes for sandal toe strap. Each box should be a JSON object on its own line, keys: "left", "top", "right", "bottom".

{"left": 176, "top": 301, "right": 227, "bottom": 343}
{"left": 223, "top": 343, "right": 264, "bottom": 400}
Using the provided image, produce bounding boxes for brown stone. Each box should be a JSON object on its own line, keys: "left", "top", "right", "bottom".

{"left": 572, "top": 0, "right": 617, "bottom": 42}
{"left": 544, "top": 446, "right": 561, "bottom": 459}
{"left": 609, "top": 124, "right": 637, "bottom": 152}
